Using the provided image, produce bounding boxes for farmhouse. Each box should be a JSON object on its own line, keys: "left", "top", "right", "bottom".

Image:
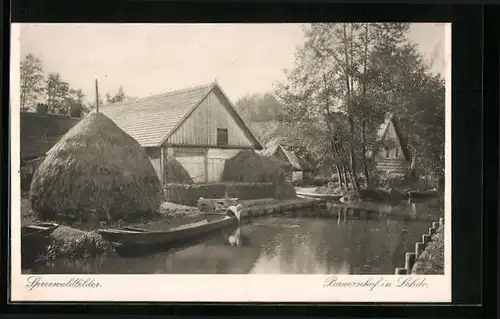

{"left": 20, "top": 105, "right": 82, "bottom": 190}
{"left": 371, "top": 113, "right": 410, "bottom": 175}
{"left": 259, "top": 142, "right": 314, "bottom": 182}
{"left": 100, "top": 82, "right": 263, "bottom": 185}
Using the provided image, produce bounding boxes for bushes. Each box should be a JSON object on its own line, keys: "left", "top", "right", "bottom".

{"left": 164, "top": 182, "right": 276, "bottom": 206}
{"left": 27, "top": 226, "right": 114, "bottom": 264}
{"left": 412, "top": 226, "right": 444, "bottom": 275}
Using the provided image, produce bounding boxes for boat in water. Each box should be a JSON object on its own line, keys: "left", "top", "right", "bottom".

{"left": 98, "top": 214, "right": 239, "bottom": 247}
{"left": 21, "top": 222, "right": 59, "bottom": 245}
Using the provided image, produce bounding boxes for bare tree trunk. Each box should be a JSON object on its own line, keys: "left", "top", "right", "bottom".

{"left": 342, "top": 164, "right": 350, "bottom": 190}
{"left": 360, "top": 23, "right": 371, "bottom": 188}
{"left": 342, "top": 24, "right": 361, "bottom": 193}
{"left": 361, "top": 121, "right": 370, "bottom": 187}
{"left": 335, "top": 164, "right": 344, "bottom": 190}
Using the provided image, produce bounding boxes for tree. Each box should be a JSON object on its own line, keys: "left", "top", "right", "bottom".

{"left": 235, "top": 93, "right": 283, "bottom": 123}
{"left": 45, "top": 73, "right": 70, "bottom": 114}
{"left": 106, "top": 85, "right": 127, "bottom": 104}
{"left": 20, "top": 54, "right": 45, "bottom": 111}
{"left": 67, "top": 88, "right": 85, "bottom": 117}
{"left": 276, "top": 23, "right": 444, "bottom": 192}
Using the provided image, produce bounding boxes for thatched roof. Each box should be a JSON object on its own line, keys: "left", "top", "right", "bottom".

{"left": 29, "top": 113, "right": 164, "bottom": 222}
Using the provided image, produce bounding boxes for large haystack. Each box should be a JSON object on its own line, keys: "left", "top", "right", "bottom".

{"left": 222, "top": 150, "right": 286, "bottom": 184}
{"left": 163, "top": 156, "right": 193, "bottom": 184}
{"left": 30, "top": 113, "right": 164, "bottom": 222}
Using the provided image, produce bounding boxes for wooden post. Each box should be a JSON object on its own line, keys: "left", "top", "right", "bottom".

{"left": 432, "top": 221, "right": 439, "bottom": 229}
{"left": 160, "top": 147, "right": 165, "bottom": 186}
{"left": 415, "top": 242, "right": 425, "bottom": 257}
{"left": 422, "top": 234, "right": 431, "bottom": 246}
{"left": 395, "top": 267, "right": 407, "bottom": 275}
{"left": 405, "top": 252, "right": 416, "bottom": 272}
{"left": 95, "top": 78, "right": 100, "bottom": 113}
{"left": 439, "top": 217, "right": 444, "bottom": 226}
{"left": 429, "top": 228, "right": 437, "bottom": 236}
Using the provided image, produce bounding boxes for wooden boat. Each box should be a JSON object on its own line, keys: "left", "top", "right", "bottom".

{"left": 21, "top": 223, "right": 59, "bottom": 243}
{"left": 97, "top": 215, "right": 238, "bottom": 246}
{"left": 296, "top": 191, "right": 342, "bottom": 201}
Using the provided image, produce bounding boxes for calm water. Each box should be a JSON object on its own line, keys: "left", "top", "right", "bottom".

{"left": 27, "top": 198, "right": 443, "bottom": 275}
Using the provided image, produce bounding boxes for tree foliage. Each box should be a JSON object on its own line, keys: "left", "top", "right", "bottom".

{"left": 106, "top": 85, "right": 128, "bottom": 104}
{"left": 20, "top": 54, "right": 45, "bottom": 111}
{"left": 235, "top": 93, "right": 283, "bottom": 123}
{"left": 45, "top": 73, "right": 71, "bottom": 114}
{"left": 275, "top": 23, "right": 445, "bottom": 190}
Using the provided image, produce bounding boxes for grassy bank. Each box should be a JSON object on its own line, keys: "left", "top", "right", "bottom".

{"left": 411, "top": 226, "right": 445, "bottom": 275}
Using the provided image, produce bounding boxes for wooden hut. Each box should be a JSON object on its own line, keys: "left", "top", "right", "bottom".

{"left": 371, "top": 113, "right": 410, "bottom": 175}
{"left": 258, "top": 142, "right": 314, "bottom": 182}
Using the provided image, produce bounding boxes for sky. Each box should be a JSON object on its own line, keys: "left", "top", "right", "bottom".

{"left": 19, "top": 23, "right": 446, "bottom": 103}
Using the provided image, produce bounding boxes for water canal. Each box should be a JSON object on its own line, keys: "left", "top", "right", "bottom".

{"left": 26, "top": 198, "right": 444, "bottom": 275}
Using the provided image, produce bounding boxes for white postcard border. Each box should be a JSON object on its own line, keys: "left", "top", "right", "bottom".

{"left": 10, "top": 23, "right": 452, "bottom": 303}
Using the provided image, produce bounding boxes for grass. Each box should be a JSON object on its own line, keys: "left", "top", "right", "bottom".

{"left": 411, "top": 226, "right": 445, "bottom": 275}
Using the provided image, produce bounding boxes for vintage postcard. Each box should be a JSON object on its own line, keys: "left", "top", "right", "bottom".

{"left": 10, "top": 22, "right": 451, "bottom": 302}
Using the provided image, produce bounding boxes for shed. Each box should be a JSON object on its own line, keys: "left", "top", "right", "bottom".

{"left": 258, "top": 142, "right": 314, "bottom": 182}
{"left": 100, "top": 82, "right": 263, "bottom": 185}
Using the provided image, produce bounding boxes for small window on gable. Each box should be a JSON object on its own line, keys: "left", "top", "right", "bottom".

{"left": 395, "top": 148, "right": 399, "bottom": 158}
{"left": 217, "top": 128, "right": 228, "bottom": 147}
{"left": 385, "top": 147, "right": 390, "bottom": 158}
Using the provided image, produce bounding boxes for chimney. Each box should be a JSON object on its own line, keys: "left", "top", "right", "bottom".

{"left": 36, "top": 104, "right": 48, "bottom": 116}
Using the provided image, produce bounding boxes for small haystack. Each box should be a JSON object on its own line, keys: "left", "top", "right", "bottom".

{"left": 30, "top": 113, "right": 164, "bottom": 222}
{"left": 222, "top": 150, "right": 286, "bottom": 184}
{"left": 222, "top": 151, "right": 296, "bottom": 199}
{"left": 163, "top": 156, "right": 193, "bottom": 184}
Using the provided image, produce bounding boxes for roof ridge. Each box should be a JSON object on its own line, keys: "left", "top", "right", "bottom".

{"left": 102, "top": 82, "right": 216, "bottom": 109}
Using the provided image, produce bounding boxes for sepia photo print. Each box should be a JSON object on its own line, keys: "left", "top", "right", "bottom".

{"left": 11, "top": 22, "right": 451, "bottom": 302}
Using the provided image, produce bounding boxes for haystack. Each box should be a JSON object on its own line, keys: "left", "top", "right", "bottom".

{"left": 222, "top": 150, "right": 286, "bottom": 184}
{"left": 30, "top": 113, "right": 164, "bottom": 222}
{"left": 163, "top": 156, "right": 193, "bottom": 184}
{"left": 222, "top": 151, "right": 296, "bottom": 199}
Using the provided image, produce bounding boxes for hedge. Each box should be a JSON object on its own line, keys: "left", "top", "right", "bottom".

{"left": 164, "top": 182, "right": 276, "bottom": 206}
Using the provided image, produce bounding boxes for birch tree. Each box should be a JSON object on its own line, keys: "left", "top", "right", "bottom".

{"left": 20, "top": 54, "right": 45, "bottom": 111}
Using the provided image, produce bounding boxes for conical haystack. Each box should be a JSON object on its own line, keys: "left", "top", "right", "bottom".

{"left": 222, "top": 150, "right": 286, "bottom": 184}
{"left": 30, "top": 113, "right": 164, "bottom": 222}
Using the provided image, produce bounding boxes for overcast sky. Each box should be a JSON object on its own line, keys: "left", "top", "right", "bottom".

{"left": 19, "top": 23, "right": 446, "bottom": 103}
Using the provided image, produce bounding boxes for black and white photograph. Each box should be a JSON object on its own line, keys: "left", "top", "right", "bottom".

{"left": 11, "top": 22, "right": 451, "bottom": 302}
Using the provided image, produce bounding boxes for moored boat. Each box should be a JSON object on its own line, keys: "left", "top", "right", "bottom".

{"left": 21, "top": 223, "right": 60, "bottom": 244}
{"left": 97, "top": 215, "right": 238, "bottom": 246}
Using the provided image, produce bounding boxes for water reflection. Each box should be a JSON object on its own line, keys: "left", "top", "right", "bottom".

{"left": 27, "top": 199, "right": 443, "bottom": 275}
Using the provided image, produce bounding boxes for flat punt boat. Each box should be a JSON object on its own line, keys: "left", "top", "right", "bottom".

{"left": 21, "top": 223, "right": 59, "bottom": 244}
{"left": 97, "top": 215, "right": 238, "bottom": 246}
